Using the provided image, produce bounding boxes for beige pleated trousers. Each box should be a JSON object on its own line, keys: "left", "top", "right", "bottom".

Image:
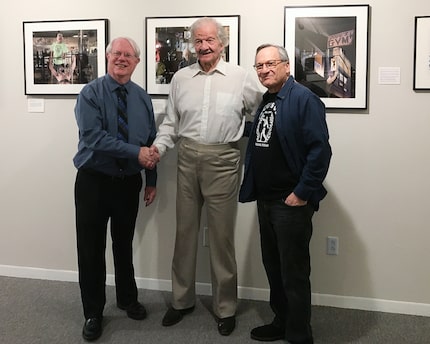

{"left": 171, "top": 138, "right": 240, "bottom": 319}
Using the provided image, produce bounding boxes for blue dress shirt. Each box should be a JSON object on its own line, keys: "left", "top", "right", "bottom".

{"left": 73, "top": 74, "right": 157, "bottom": 186}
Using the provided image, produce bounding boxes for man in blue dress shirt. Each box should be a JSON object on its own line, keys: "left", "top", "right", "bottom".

{"left": 73, "top": 37, "right": 159, "bottom": 341}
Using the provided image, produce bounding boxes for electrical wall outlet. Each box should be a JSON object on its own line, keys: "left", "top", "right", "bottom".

{"left": 203, "top": 226, "right": 209, "bottom": 247}
{"left": 327, "top": 236, "right": 339, "bottom": 255}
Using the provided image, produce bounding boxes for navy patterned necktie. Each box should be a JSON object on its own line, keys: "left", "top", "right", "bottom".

{"left": 116, "top": 86, "right": 128, "bottom": 142}
{"left": 116, "top": 86, "right": 128, "bottom": 171}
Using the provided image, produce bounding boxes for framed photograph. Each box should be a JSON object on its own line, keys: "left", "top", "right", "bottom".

{"left": 23, "top": 19, "right": 108, "bottom": 95}
{"left": 145, "top": 15, "right": 240, "bottom": 96}
{"left": 413, "top": 16, "right": 430, "bottom": 90}
{"left": 284, "top": 5, "right": 370, "bottom": 109}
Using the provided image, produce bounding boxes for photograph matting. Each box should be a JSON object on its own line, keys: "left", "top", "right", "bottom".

{"left": 284, "top": 5, "right": 370, "bottom": 109}
{"left": 413, "top": 16, "right": 430, "bottom": 90}
{"left": 23, "top": 19, "right": 108, "bottom": 95}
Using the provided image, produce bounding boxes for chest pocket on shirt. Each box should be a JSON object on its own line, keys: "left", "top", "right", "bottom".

{"left": 216, "top": 92, "right": 238, "bottom": 117}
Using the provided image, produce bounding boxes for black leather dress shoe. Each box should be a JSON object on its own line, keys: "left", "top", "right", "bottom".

{"left": 162, "top": 306, "right": 195, "bottom": 326}
{"left": 250, "top": 323, "right": 285, "bottom": 341}
{"left": 82, "top": 317, "right": 102, "bottom": 341}
{"left": 117, "top": 301, "right": 147, "bottom": 320}
{"left": 290, "top": 339, "right": 314, "bottom": 344}
{"left": 218, "top": 316, "right": 236, "bottom": 336}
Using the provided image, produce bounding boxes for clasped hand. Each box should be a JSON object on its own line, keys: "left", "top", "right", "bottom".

{"left": 138, "top": 145, "right": 160, "bottom": 170}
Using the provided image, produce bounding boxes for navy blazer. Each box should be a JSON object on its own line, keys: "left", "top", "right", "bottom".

{"left": 239, "top": 76, "right": 332, "bottom": 210}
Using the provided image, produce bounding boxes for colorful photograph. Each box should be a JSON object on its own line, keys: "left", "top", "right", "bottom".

{"left": 23, "top": 19, "right": 108, "bottom": 95}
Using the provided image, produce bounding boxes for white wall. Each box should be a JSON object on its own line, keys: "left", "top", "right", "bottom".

{"left": 1, "top": 0, "right": 430, "bottom": 316}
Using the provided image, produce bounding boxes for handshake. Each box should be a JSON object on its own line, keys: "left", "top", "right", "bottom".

{"left": 138, "top": 145, "right": 160, "bottom": 170}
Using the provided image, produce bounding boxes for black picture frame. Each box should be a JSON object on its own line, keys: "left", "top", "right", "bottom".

{"left": 284, "top": 5, "right": 370, "bottom": 109}
{"left": 23, "top": 19, "right": 109, "bottom": 95}
{"left": 413, "top": 16, "right": 430, "bottom": 90}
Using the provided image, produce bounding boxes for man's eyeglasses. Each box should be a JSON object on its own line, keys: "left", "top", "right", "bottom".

{"left": 111, "top": 51, "right": 136, "bottom": 59}
{"left": 254, "top": 60, "right": 286, "bottom": 71}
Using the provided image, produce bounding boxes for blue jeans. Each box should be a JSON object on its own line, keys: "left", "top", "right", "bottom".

{"left": 257, "top": 199, "right": 314, "bottom": 343}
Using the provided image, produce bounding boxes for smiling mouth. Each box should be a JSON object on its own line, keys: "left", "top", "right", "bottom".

{"left": 198, "top": 50, "right": 212, "bottom": 56}
{"left": 261, "top": 76, "right": 273, "bottom": 82}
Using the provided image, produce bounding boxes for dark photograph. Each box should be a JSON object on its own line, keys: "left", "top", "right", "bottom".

{"left": 284, "top": 5, "right": 369, "bottom": 109}
{"left": 146, "top": 16, "right": 239, "bottom": 95}
{"left": 294, "top": 16, "right": 357, "bottom": 99}
{"left": 154, "top": 25, "right": 231, "bottom": 85}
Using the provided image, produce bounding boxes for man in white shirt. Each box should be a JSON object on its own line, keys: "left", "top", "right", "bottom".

{"left": 152, "top": 16, "right": 261, "bottom": 336}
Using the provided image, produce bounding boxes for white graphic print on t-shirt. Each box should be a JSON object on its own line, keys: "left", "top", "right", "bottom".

{"left": 255, "top": 102, "right": 276, "bottom": 148}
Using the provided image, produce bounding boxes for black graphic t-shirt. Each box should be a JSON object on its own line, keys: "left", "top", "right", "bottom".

{"left": 252, "top": 93, "right": 297, "bottom": 200}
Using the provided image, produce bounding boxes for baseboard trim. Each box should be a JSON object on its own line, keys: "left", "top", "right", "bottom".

{"left": 311, "top": 293, "right": 430, "bottom": 317}
{"left": 1, "top": 264, "right": 429, "bottom": 317}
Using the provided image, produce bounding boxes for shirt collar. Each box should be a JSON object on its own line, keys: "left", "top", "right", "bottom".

{"left": 190, "top": 58, "right": 227, "bottom": 77}
{"left": 106, "top": 73, "right": 130, "bottom": 93}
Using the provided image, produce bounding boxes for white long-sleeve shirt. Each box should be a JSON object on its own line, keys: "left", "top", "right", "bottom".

{"left": 154, "top": 59, "right": 262, "bottom": 156}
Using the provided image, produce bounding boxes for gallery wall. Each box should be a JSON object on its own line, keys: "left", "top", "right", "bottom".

{"left": 1, "top": 0, "right": 430, "bottom": 316}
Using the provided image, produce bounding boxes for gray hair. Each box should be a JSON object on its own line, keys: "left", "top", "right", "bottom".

{"left": 106, "top": 37, "right": 141, "bottom": 58}
{"left": 190, "top": 17, "right": 229, "bottom": 47}
{"left": 256, "top": 44, "right": 289, "bottom": 62}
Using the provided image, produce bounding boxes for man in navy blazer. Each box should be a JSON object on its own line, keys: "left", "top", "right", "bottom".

{"left": 239, "top": 44, "right": 331, "bottom": 344}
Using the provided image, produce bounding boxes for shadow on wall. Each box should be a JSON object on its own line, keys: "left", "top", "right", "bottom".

{"left": 133, "top": 144, "right": 179, "bottom": 283}
{"left": 132, "top": 139, "right": 214, "bottom": 287}
{"left": 311, "top": 186, "right": 376, "bottom": 342}
{"left": 235, "top": 138, "right": 267, "bottom": 291}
